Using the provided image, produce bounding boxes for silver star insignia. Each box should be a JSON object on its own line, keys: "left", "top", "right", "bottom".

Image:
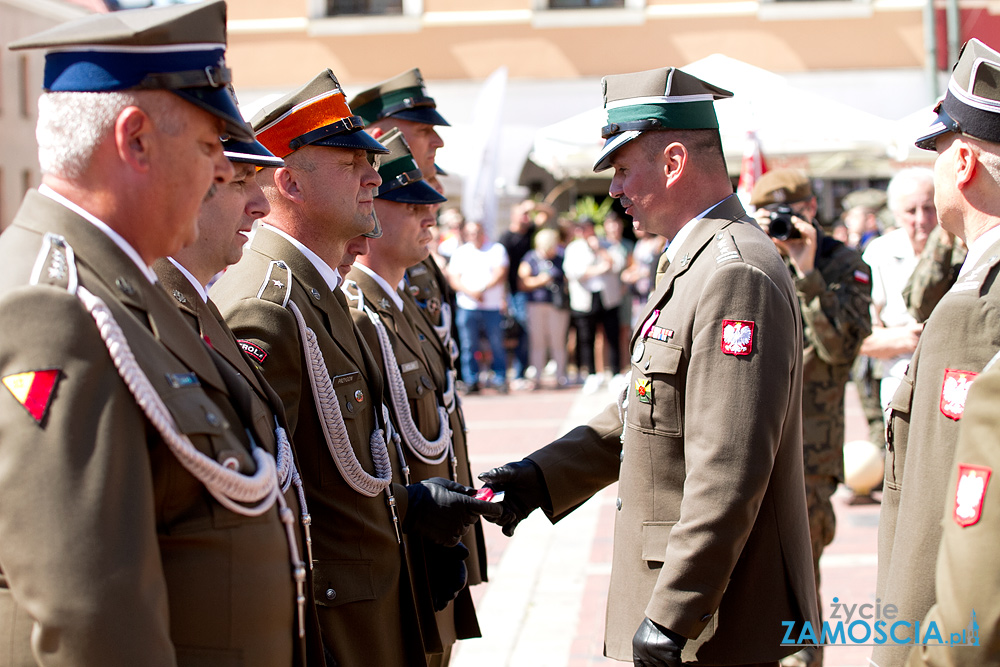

{"left": 379, "top": 298, "right": 391, "bottom": 309}
{"left": 273, "top": 279, "right": 284, "bottom": 289}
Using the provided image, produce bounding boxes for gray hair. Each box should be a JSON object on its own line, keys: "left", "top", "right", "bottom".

{"left": 36, "top": 90, "right": 184, "bottom": 179}
{"left": 886, "top": 167, "right": 934, "bottom": 214}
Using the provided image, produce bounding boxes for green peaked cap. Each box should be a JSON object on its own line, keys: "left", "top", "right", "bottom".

{"left": 594, "top": 67, "right": 733, "bottom": 172}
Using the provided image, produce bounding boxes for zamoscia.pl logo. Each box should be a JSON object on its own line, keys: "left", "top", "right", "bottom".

{"left": 780, "top": 598, "right": 980, "bottom": 647}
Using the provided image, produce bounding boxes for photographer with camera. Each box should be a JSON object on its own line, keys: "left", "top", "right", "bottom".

{"left": 750, "top": 169, "right": 873, "bottom": 667}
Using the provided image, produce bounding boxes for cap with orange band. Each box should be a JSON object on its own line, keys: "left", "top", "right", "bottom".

{"left": 251, "top": 69, "right": 389, "bottom": 159}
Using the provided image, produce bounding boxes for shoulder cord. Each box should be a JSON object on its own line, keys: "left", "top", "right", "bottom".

{"left": 434, "top": 302, "right": 460, "bottom": 365}
{"left": 287, "top": 300, "right": 392, "bottom": 497}
{"left": 275, "top": 421, "right": 313, "bottom": 566}
{"left": 617, "top": 370, "right": 631, "bottom": 426}
{"left": 77, "top": 285, "right": 278, "bottom": 515}
{"left": 364, "top": 305, "right": 452, "bottom": 466}
{"left": 77, "top": 286, "right": 306, "bottom": 638}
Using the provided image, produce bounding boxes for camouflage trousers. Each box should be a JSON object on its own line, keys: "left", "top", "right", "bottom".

{"left": 799, "top": 474, "right": 839, "bottom": 667}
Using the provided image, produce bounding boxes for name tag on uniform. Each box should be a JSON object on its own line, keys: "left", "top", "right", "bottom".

{"left": 409, "top": 265, "right": 428, "bottom": 276}
{"left": 166, "top": 372, "right": 200, "bottom": 389}
{"left": 334, "top": 372, "right": 360, "bottom": 386}
{"left": 400, "top": 361, "right": 421, "bottom": 373}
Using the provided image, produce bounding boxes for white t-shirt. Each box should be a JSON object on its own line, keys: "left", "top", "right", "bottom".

{"left": 862, "top": 227, "right": 919, "bottom": 407}
{"left": 450, "top": 241, "right": 508, "bottom": 311}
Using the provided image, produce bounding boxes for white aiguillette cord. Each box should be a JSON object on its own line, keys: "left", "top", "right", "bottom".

{"left": 364, "top": 305, "right": 452, "bottom": 466}
{"left": 77, "top": 285, "right": 310, "bottom": 637}
{"left": 287, "top": 300, "right": 392, "bottom": 497}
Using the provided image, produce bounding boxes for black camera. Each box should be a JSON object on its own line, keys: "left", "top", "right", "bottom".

{"left": 766, "top": 205, "right": 801, "bottom": 241}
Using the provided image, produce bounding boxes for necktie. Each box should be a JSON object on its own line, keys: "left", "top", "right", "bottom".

{"left": 654, "top": 252, "right": 670, "bottom": 289}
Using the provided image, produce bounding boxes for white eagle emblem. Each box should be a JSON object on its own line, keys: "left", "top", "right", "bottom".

{"left": 721, "top": 320, "right": 754, "bottom": 356}
{"left": 954, "top": 464, "right": 992, "bottom": 527}
{"left": 940, "top": 369, "right": 977, "bottom": 420}
{"left": 956, "top": 471, "right": 985, "bottom": 521}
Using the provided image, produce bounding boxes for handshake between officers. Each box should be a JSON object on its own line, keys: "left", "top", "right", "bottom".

{"left": 0, "top": 4, "right": 500, "bottom": 667}
{"left": 480, "top": 67, "right": 819, "bottom": 667}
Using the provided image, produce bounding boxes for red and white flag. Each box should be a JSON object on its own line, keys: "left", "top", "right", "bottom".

{"left": 736, "top": 130, "right": 767, "bottom": 210}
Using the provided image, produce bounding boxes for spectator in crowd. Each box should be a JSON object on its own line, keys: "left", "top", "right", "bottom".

{"left": 901, "top": 224, "right": 967, "bottom": 323}
{"left": 448, "top": 221, "right": 510, "bottom": 393}
{"left": 841, "top": 188, "right": 887, "bottom": 251}
{"left": 563, "top": 218, "right": 626, "bottom": 392}
{"left": 601, "top": 211, "right": 634, "bottom": 369}
{"left": 859, "top": 168, "right": 936, "bottom": 412}
{"left": 621, "top": 229, "right": 666, "bottom": 326}
{"left": 518, "top": 228, "right": 570, "bottom": 389}
{"left": 436, "top": 207, "right": 466, "bottom": 260}
{"left": 499, "top": 200, "right": 538, "bottom": 385}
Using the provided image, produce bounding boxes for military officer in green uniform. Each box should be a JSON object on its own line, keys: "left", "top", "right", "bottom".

{"left": 875, "top": 38, "right": 1000, "bottom": 667}
{"left": 343, "top": 129, "right": 481, "bottom": 666}
{"left": 210, "top": 71, "right": 499, "bottom": 666}
{"left": 351, "top": 68, "right": 487, "bottom": 587}
{"left": 481, "top": 67, "right": 818, "bottom": 666}
{"left": 0, "top": 3, "right": 306, "bottom": 665}
{"left": 908, "top": 353, "right": 1000, "bottom": 666}
{"left": 750, "top": 169, "right": 873, "bottom": 667}
{"left": 153, "top": 135, "right": 329, "bottom": 665}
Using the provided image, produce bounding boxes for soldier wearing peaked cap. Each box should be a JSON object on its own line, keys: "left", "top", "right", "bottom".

{"left": 875, "top": 38, "right": 1000, "bottom": 667}
{"left": 153, "top": 134, "right": 330, "bottom": 666}
{"left": 352, "top": 72, "right": 471, "bottom": 517}
{"left": 210, "top": 70, "right": 501, "bottom": 667}
{"left": 342, "top": 129, "right": 482, "bottom": 667}
{"left": 0, "top": 3, "right": 305, "bottom": 666}
{"left": 480, "top": 66, "right": 818, "bottom": 666}
{"left": 750, "top": 169, "right": 872, "bottom": 667}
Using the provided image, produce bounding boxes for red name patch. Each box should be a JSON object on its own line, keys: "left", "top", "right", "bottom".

{"left": 940, "top": 369, "right": 977, "bottom": 420}
{"left": 238, "top": 340, "right": 268, "bottom": 364}
{"left": 721, "top": 320, "right": 754, "bottom": 356}
{"left": 954, "top": 464, "right": 992, "bottom": 527}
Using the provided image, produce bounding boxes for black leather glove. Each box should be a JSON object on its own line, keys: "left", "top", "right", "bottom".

{"left": 632, "top": 617, "right": 685, "bottom": 667}
{"left": 404, "top": 478, "right": 502, "bottom": 547}
{"left": 425, "top": 541, "right": 469, "bottom": 612}
{"left": 477, "top": 458, "right": 549, "bottom": 537}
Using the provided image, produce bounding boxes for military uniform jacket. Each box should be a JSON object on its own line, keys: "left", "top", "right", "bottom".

{"left": 344, "top": 267, "right": 483, "bottom": 653}
{"left": 527, "top": 195, "right": 818, "bottom": 664}
{"left": 905, "top": 354, "right": 1000, "bottom": 666}
{"left": 210, "top": 227, "right": 424, "bottom": 667}
{"left": 0, "top": 191, "right": 295, "bottom": 667}
{"left": 875, "top": 237, "right": 1000, "bottom": 667}
{"left": 153, "top": 259, "right": 327, "bottom": 667}
{"left": 794, "top": 233, "right": 872, "bottom": 479}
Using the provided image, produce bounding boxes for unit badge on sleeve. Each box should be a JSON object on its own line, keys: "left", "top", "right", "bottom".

{"left": 3, "top": 369, "right": 61, "bottom": 424}
{"left": 940, "top": 369, "right": 977, "bottom": 420}
{"left": 954, "top": 464, "right": 991, "bottom": 527}
{"left": 721, "top": 320, "right": 754, "bottom": 356}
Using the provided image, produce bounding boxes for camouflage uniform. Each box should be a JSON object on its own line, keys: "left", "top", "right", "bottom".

{"left": 786, "top": 230, "right": 872, "bottom": 666}
{"left": 902, "top": 225, "right": 968, "bottom": 323}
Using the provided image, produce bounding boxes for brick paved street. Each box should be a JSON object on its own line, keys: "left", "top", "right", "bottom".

{"left": 451, "top": 382, "right": 882, "bottom": 667}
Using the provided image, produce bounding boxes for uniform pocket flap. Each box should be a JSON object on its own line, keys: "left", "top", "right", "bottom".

{"left": 643, "top": 342, "right": 683, "bottom": 376}
{"left": 888, "top": 375, "right": 914, "bottom": 414}
{"left": 641, "top": 520, "right": 677, "bottom": 563}
{"left": 160, "top": 388, "right": 229, "bottom": 437}
{"left": 312, "top": 559, "right": 376, "bottom": 608}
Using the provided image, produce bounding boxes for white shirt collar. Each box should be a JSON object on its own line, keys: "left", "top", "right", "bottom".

{"left": 39, "top": 184, "right": 159, "bottom": 284}
{"left": 261, "top": 223, "right": 341, "bottom": 292}
{"left": 960, "top": 224, "right": 1000, "bottom": 278}
{"left": 166, "top": 257, "right": 209, "bottom": 303}
{"left": 352, "top": 262, "right": 404, "bottom": 311}
{"left": 664, "top": 197, "right": 729, "bottom": 263}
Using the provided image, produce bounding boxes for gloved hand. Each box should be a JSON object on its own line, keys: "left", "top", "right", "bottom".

{"left": 477, "top": 458, "right": 549, "bottom": 537}
{"left": 404, "top": 478, "right": 502, "bottom": 547}
{"left": 632, "top": 617, "right": 685, "bottom": 667}
{"left": 425, "top": 541, "right": 469, "bottom": 611}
